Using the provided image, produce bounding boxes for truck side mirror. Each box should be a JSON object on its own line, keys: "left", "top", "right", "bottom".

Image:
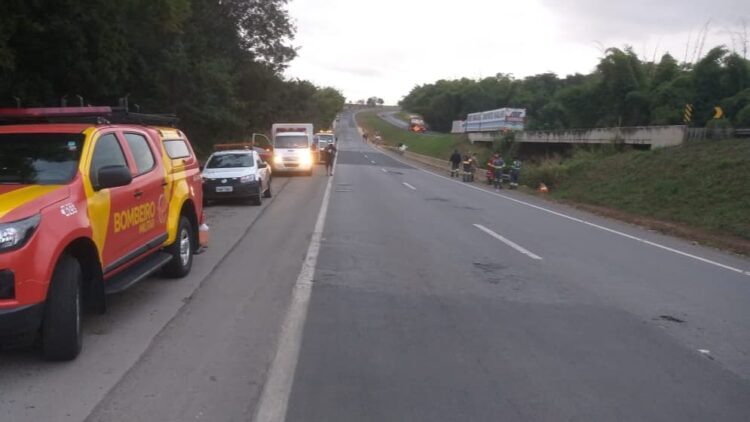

{"left": 96, "top": 165, "right": 132, "bottom": 190}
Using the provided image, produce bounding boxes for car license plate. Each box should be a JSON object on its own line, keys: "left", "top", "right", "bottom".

{"left": 216, "top": 186, "right": 233, "bottom": 193}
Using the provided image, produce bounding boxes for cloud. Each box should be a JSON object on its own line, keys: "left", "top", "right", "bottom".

{"left": 285, "top": 0, "right": 750, "bottom": 104}
{"left": 537, "top": 0, "right": 750, "bottom": 42}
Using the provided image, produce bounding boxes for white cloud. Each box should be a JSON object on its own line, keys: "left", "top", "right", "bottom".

{"left": 285, "top": 0, "right": 750, "bottom": 104}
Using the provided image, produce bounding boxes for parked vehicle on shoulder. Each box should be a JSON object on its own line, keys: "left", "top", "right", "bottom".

{"left": 271, "top": 123, "right": 314, "bottom": 176}
{"left": 0, "top": 106, "right": 209, "bottom": 360}
{"left": 202, "top": 149, "right": 272, "bottom": 205}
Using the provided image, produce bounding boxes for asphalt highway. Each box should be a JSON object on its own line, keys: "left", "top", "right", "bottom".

{"left": 1, "top": 109, "right": 749, "bottom": 421}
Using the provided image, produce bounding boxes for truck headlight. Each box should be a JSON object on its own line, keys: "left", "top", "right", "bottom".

{"left": 300, "top": 152, "right": 312, "bottom": 167}
{"left": 0, "top": 214, "right": 41, "bottom": 252}
{"left": 274, "top": 154, "right": 283, "bottom": 164}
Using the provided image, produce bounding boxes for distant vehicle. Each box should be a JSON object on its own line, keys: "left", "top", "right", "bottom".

{"left": 409, "top": 116, "right": 427, "bottom": 133}
{"left": 314, "top": 131, "right": 336, "bottom": 163}
{"left": 465, "top": 108, "right": 526, "bottom": 132}
{"left": 271, "top": 123, "right": 314, "bottom": 176}
{"left": 0, "top": 106, "right": 208, "bottom": 360}
{"left": 202, "top": 149, "right": 272, "bottom": 205}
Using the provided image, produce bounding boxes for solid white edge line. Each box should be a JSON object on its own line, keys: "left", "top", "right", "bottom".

{"left": 381, "top": 149, "right": 750, "bottom": 277}
{"left": 474, "top": 224, "right": 543, "bottom": 260}
{"left": 402, "top": 182, "right": 417, "bottom": 191}
{"left": 253, "top": 139, "right": 336, "bottom": 422}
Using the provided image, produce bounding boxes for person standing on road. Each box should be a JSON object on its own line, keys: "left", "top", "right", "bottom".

{"left": 467, "top": 153, "right": 478, "bottom": 182}
{"left": 324, "top": 143, "right": 337, "bottom": 176}
{"left": 449, "top": 149, "right": 462, "bottom": 178}
{"left": 509, "top": 159, "right": 522, "bottom": 188}
{"left": 462, "top": 154, "right": 476, "bottom": 182}
{"left": 491, "top": 154, "right": 505, "bottom": 190}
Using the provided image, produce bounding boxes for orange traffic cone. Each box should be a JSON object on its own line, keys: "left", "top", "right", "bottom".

{"left": 538, "top": 183, "right": 549, "bottom": 194}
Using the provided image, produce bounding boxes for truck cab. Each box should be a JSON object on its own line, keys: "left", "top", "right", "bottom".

{"left": 271, "top": 123, "right": 314, "bottom": 176}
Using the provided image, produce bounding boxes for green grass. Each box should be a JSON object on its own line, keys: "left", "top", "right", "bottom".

{"left": 357, "top": 110, "right": 491, "bottom": 163}
{"left": 524, "top": 140, "right": 750, "bottom": 239}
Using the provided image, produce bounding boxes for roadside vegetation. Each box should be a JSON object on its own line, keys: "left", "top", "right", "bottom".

{"left": 0, "top": 1, "right": 345, "bottom": 152}
{"left": 400, "top": 46, "right": 750, "bottom": 133}
{"left": 525, "top": 139, "right": 750, "bottom": 241}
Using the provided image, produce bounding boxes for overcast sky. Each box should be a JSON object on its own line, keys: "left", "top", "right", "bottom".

{"left": 284, "top": 0, "right": 750, "bottom": 104}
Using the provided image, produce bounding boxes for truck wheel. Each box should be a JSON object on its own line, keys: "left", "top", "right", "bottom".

{"left": 252, "top": 193, "right": 262, "bottom": 206}
{"left": 162, "top": 216, "right": 194, "bottom": 278}
{"left": 42, "top": 254, "right": 83, "bottom": 361}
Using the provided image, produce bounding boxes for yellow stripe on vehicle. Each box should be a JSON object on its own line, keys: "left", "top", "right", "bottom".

{"left": 0, "top": 185, "right": 63, "bottom": 219}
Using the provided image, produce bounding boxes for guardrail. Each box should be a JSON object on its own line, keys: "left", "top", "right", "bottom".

{"left": 685, "top": 127, "right": 750, "bottom": 141}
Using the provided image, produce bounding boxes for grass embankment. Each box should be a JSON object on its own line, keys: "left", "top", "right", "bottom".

{"left": 523, "top": 140, "right": 750, "bottom": 242}
{"left": 357, "top": 110, "right": 489, "bottom": 162}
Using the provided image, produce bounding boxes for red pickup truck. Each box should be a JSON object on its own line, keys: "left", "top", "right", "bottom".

{"left": 0, "top": 107, "right": 208, "bottom": 360}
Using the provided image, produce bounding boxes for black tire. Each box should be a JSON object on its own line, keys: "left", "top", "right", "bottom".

{"left": 252, "top": 194, "right": 262, "bottom": 206}
{"left": 42, "top": 254, "right": 83, "bottom": 361}
{"left": 263, "top": 179, "right": 272, "bottom": 198}
{"left": 162, "top": 216, "right": 194, "bottom": 278}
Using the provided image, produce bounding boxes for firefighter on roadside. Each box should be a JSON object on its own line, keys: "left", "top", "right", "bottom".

{"left": 449, "top": 149, "right": 461, "bottom": 177}
{"left": 509, "top": 159, "right": 522, "bottom": 188}
{"left": 490, "top": 154, "right": 505, "bottom": 190}
{"left": 462, "top": 153, "right": 478, "bottom": 182}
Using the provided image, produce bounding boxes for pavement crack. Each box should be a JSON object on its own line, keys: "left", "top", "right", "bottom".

{"left": 656, "top": 315, "right": 686, "bottom": 324}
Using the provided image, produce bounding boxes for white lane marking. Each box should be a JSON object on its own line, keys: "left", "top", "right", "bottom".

{"left": 381, "top": 168, "right": 388, "bottom": 173}
{"left": 253, "top": 157, "right": 335, "bottom": 422}
{"left": 402, "top": 182, "right": 417, "bottom": 191}
{"left": 364, "top": 154, "right": 368, "bottom": 158}
{"left": 474, "top": 224, "right": 543, "bottom": 260}
{"left": 370, "top": 160, "right": 376, "bottom": 164}
{"left": 381, "top": 150, "right": 750, "bottom": 277}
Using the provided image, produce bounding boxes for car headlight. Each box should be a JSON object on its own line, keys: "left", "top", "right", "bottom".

{"left": 240, "top": 174, "right": 255, "bottom": 183}
{"left": 300, "top": 152, "right": 313, "bottom": 167}
{"left": 0, "top": 214, "right": 41, "bottom": 252}
{"left": 274, "top": 154, "right": 283, "bottom": 164}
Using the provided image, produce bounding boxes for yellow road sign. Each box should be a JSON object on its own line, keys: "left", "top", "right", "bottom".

{"left": 683, "top": 104, "right": 693, "bottom": 123}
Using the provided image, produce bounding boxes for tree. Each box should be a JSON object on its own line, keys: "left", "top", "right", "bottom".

{"left": 0, "top": 0, "right": 343, "bottom": 151}
{"left": 400, "top": 44, "right": 750, "bottom": 131}
{"left": 736, "top": 104, "right": 750, "bottom": 126}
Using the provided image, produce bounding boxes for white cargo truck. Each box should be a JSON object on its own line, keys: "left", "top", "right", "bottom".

{"left": 271, "top": 123, "right": 314, "bottom": 176}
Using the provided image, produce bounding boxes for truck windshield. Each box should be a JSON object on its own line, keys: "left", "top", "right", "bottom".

{"left": 318, "top": 135, "right": 334, "bottom": 143}
{"left": 206, "top": 153, "right": 254, "bottom": 169}
{"left": 275, "top": 136, "right": 309, "bottom": 148}
{"left": 0, "top": 133, "right": 84, "bottom": 185}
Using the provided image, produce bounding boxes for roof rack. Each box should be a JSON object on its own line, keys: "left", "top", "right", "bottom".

{"left": 0, "top": 106, "right": 179, "bottom": 126}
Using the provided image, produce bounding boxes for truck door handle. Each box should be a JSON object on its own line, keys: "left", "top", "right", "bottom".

{"left": 134, "top": 190, "right": 144, "bottom": 198}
